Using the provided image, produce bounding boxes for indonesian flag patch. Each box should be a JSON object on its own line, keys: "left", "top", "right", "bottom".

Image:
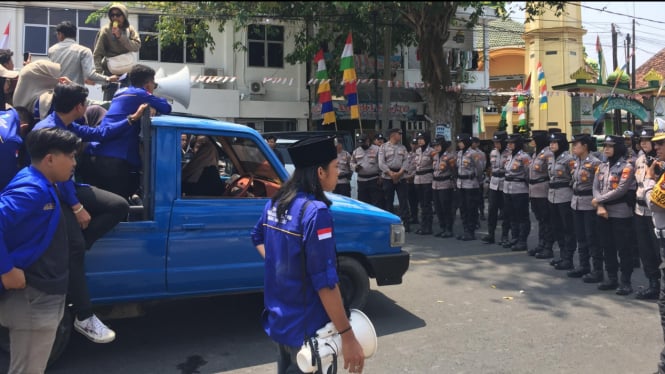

{"left": 317, "top": 227, "right": 332, "bottom": 240}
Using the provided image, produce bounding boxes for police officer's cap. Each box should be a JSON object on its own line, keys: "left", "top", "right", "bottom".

{"left": 570, "top": 133, "right": 596, "bottom": 151}
{"left": 506, "top": 134, "right": 523, "bottom": 142}
{"left": 288, "top": 136, "right": 337, "bottom": 168}
{"left": 603, "top": 135, "right": 623, "bottom": 146}
{"left": 374, "top": 133, "right": 385, "bottom": 141}
{"left": 456, "top": 133, "right": 472, "bottom": 142}
{"left": 640, "top": 128, "right": 655, "bottom": 139}
{"left": 432, "top": 136, "right": 446, "bottom": 147}
{"left": 529, "top": 130, "right": 548, "bottom": 141}
{"left": 548, "top": 128, "right": 562, "bottom": 134}
{"left": 358, "top": 133, "right": 369, "bottom": 142}
{"left": 388, "top": 128, "right": 403, "bottom": 135}
{"left": 549, "top": 132, "right": 567, "bottom": 143}
{"left": 411, "top": 137, "right": 418, "bottom": 144}
{"left": 416, "top": 132, "right": 426, "bottom": 139}
{"left": 492, "top": 131, "right": 507, "bottom": 141}
{"left": 471, "top": 136, "right": 480, "bottom": 143}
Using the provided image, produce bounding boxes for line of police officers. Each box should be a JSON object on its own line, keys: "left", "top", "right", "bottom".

{"left": 341, "top": 126, "right": 663, "bottom": 299}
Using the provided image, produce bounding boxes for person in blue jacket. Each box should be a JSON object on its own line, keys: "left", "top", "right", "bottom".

{"left": 0, "top": 107, "right": 35, "bottom": 190}
{"left": 251, "top": 136, "right": 365, "bottom": 374}
{"left": 32, "top": 82, "right": 148, "bottom": 344}
{"left": 87, "top": 64, "right": 172, "bottom": 200}
{"left": 0, "top": 127, "right": 80, "bottom": 374}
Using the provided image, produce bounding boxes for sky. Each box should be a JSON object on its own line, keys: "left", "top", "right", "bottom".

{"left": 507, "top": 2, "right": 665, "bottom": 70}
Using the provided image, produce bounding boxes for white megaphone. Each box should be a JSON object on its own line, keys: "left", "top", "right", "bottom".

{"left": 296, "top": 309, "right": 377, "bottom": 373}
{"left": 154, "top": 66, "right": 191, "bottom": 108}
{"left": 154, "top": 67, "right": 166, "bottom": 80}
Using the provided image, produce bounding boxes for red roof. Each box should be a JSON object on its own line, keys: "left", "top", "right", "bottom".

{"left": 635, "top": 48, "right": 665, "bottom": 89}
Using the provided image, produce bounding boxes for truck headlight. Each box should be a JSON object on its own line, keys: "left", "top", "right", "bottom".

{"left": 390, "top": 224, "right": 405, "bottom": 246}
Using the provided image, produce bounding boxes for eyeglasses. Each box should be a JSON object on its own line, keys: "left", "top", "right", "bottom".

{"left": 110, "top": 13, "right": 123, "bottom": 18}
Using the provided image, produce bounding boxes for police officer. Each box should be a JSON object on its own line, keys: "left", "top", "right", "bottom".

{"left": 432, "top": 137, "right": 456, "bottom": 238}
{"left": 333, "top": 136, "right": 352, "bottom": 197}
{"left": 351, "top": 133, "right": 382, "bottom": 208}
{"left": 527, "top": 130, "right": 553, "bottom": 257}
{"left": 634, "top": 128, "right": 661, "bottom": 299}
{"left": 569, "top": 133, "right": 603, "bottom": 280}
{"left": 406, "top": 136, "right": 419, "bottom": 225}
{"left": 592, "top": 135, "right": 635, "bottom": 295}
{"left": 544, "top": 132, "right": 577, "bottom": 268}
{"left": 503, "top": 134, "right": 531, "bottom": 251}
{"left": 379, "top": 128, "right": 411, "bottom": 231}
{"left": 414, "top": 132, "right": 434, "bottom": 235}
{"left": 455, "top": 133, "right": 484, "bottom": 240}
{"left": 373, "top": 133, "right": 386, "bottom": 209}
{"left": 624, "top": 130, "right": 641, "bottom": 269}
{"left": 373, "top": 132, "right": 385, "bottom": 147}
{"left": 482, "top": 131, "right": 510, "bottom": 245}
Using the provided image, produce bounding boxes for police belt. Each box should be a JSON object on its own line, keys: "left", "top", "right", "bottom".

{"left": 603, "top": 196, "right": 628, "bottom": 206}
{"left": 636, "top": 199, "right": 648, "bottom": 207}
{"left": 504, "top": 176, "right": 526, "bottom": 182}
{"left": 654, "top": 228, "right": 665, "bottom": 239}
{"left": 415, "top": 169, "right": 434, "bottom": 175}
{"left": 492, "top": 171, "right": 505, "bottom": 178}
{"left": 358, "top": 173, "right": 379, "bottom": 178}
{"left": 338, "top": 173, "right": 352, "bottom": 180}
{"left": 549, "top": 181, "right": 570, "bottom": 189}
{"left": 529, "top": 176, "right": 549, "bottom": 185}
{"left": 457, "top": 174, "right": 474, "bottom": 180}
{"left": 389, "top": 167, "right": 401, "bottom": 172}
{"left": 433, "top": 175, "right": 453, "bottom": 181}
{"left": 573, "top": 189, "right": 593, "bottom": 196}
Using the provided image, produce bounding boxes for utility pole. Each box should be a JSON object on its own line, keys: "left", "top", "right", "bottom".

{"left": 612, "top": 23, "right": 620, "bottom": 135}
{"left": 373, "top": 11, "right": 380, "bottom": 132}
{"left": 632, "top": 18, "right": 637, "bottom": 131}
{"left": 626, "top": 33, "right": 631, "bottom": 133}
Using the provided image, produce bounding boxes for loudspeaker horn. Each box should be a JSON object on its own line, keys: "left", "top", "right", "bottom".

{"left": 155, "top": 67, "right": 166, "bottom": 80}
{"left": 154, "top": 66, "right": 191, "bottom": 109}
{"left": 296, "top": 309, "right": 377, "bottom": 373}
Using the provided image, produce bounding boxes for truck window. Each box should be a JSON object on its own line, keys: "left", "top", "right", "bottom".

{"left": 180, "top": 133, "right": 283, "bottom": 199}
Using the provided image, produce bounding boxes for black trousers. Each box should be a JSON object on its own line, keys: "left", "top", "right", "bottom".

{"left": 433, "top": 188, "right": 455, "bottom": 232}
{"left": 530, "top": 197, "right": 552, "bottom": 247}
{"left": 504, "top": 193, "right": 530, "bottom": 243}
{"left": 487, "top": 188, "right": 508, "bottom": 235}
{"left": 549, "top": 201, "right": 577, "bottom": 261}
{"left": 382, "top": 179, "right": 409, "bottom": 224}
{"left": 333, "top": 183, "right": 351, "bottom": 197}
{"left": 65, "top": 185, "right": 129, "bottom": 320}
{"left": 459, "top": 187, "right": 480, "bottom": 235}
{"left": 572, "top": 209, "right": 602, "bottom": 271}
{"left": 635, "top": 214, "right": 661, "bottom": 280}
{"left": 407, "top": 182, "right": 418, "bottom": 221}
{"left": 277, "top": 343, "right": 306, "bottom": 374}
{"left": 596, "top": 216, "right": 633, "bottom": 277}
{"left": 657, "top": 240, "right": 665, "bottom": 373}
{"left": 84, "top": 156, "right": 140, "bottom": 201}
{"left": 357, "top": 179, "right": 382, "bottom": 209}
{"left": 415, "top": 183, "right": 433, "bottom": 230}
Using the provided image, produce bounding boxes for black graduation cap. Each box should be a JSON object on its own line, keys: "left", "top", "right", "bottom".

{"left": 287, "top": 136, "right": 337, "bottom": 168}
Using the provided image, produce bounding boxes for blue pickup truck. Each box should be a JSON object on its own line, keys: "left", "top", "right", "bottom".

{"left": 0, "top": 113, "right": 409, "bottom": 363}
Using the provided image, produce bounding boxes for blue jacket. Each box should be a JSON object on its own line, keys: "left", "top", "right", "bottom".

{"left": 33, "top": 111, "right": 131, "bottom": 206}
{"left": 0, "top": 166, "right": 62, "bottom": 274}
{"left": 251, "top": 193, "right": 339, "bottom": 347}
{"left": 0, "top": 109, "right": 25, "bottom": 191}
{"left": 92, "top": 86, "right": 172, "bottom": 168}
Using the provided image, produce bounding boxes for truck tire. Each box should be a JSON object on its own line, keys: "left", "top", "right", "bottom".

{"left": 0, "top": 306, "right": 73, "bottom": 367}
{"left": 337, "top": 256, "right": 369, "bottom": 310}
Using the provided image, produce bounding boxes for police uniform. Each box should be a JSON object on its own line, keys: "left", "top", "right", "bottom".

{"left": 634, "top": 128, "right": 661, "bottom": 299}
{"left": 378, "top": 128, "right": 410, "bottom": 231}
{"left": 350, "top": 134, "right": 382, "bottom": 208}
{"left": 414, "top": 132, "right": 434, "bottom": 235}
{"left": 568, "top": 134, "right": 603, "bottom": 280}
{"left": 406, "top": 137, "right": 419, "bottom": 224}
{"left": 333, "top": 137, "right": 353, "bottom": 197}
{"left": 545, "top": 132, "right": 577, "bottom": 268}
{"left": 482, "top": 131, "right": 510, "bottom": 245}
{"left": 503, "top": 134, "right": 531, "bottom": 251}
{"left": 623, "top": 134, "right": 642, "bottom": 270}
{"left": 593, "top": 135, "right": 635, "bottom": 294}
{"left": 432, "top": 137, "right": 456, "bottom": 238}
{"left": 456, "top": 133, "right": 484, "bottom": 240}
{"left": 527, "top": 131, "right": 554, "bottom": 257}
{"left": 372, "top": 133, "right": 386, "bottom": 209}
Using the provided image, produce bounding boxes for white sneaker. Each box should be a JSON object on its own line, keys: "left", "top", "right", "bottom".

{"left": 74, "top": 314, "right": 116, "bottom": 343}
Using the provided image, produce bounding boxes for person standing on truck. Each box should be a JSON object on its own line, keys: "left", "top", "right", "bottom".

{"left": 251, "top": 135, "right": 365, "bottom": 374}
{"left": 0, "top": 127, "right": 80, "bottom": 374}
{"left": 334, "top": 136, "right": 353, "bottom": 197}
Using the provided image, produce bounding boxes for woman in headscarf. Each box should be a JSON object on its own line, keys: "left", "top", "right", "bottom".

{"left": 181, "top": 136, "right": 224, "bottom": 196}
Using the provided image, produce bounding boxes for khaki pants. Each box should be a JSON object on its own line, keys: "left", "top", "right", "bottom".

{"left": 0, "top": 286, "right": 65, "bottom": 374}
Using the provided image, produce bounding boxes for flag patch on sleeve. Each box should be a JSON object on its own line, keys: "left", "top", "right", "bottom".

{"left": 317, "top": 227, "right": 332, "bottom": 240}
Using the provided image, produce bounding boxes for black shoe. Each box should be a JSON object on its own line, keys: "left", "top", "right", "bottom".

{"left": 635, "top": 286, "right": 660, "bottom": 300}
{"left": 417, "top": 229, "right": 432, "bottom": 235}
{"left": 567, "top": 267, "right": 590, "bottom": 278}
{"left": 511, "top": 242, "right": 527, "bottom": 251}
{"left": 404, "top": 225, "right": 411, "bottom": 233}
{"left": 582, "top": 271, "right": 604, "bottom": 283}
{"left": 598, "top": 278, "right": 619, "bottom": 291}
{"left": 549, "top": 258, "right": 562, "bottom": 266}
{"left": 554, "top": 260, "right": 574, "bottom": 270}
{"left": 526, "top": 247, "right": 541, "bottom": 256}
{"left": 460, "top": 233, "right": 475, "bottom": 241}
{"left": 616, "top": 282, "right": 633, "bottom": 295}
{"left": 434, "top": 231, "right": 445, "bottom": 238}
{"left": 535, "top": 249, "right": 554, "bottom": 259}
{"left": 498, "top": 236, "right": 509, "bottom": 246}
{"left": 503, "top": 239, "right": 517, "bottom": 249}
{"left": 480, "top": 235, "right": 494, "bottom": 244}
{"left": 441, "top": 231, "right": 454, "bottom": 238}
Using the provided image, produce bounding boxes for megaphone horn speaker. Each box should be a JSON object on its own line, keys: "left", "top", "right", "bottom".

{"left": 154, "top": 66, "right": 191, "bottom": 109}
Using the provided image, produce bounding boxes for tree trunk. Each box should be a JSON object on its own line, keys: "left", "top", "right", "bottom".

{"left": 381, "top": 25, "right": 392, "bottom": 132}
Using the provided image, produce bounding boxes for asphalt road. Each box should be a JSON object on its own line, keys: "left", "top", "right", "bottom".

{"left": 0, "top": 216, "right": 662, "bottom": 374}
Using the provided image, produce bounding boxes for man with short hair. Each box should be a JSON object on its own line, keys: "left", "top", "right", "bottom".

{"left": 378, "top": 128, "right": 410, "bottom": 231}
{"left": 0, "top": 127, "right": 80, "bottom": 374}
{"left": 264, "top": 134, "right": 285, "bottom": 166}
{"left": 49, "top": 21, "right": 118, "bottom": 87}
{"left": 351, "top": 133, "right": 382, "bottom": 208}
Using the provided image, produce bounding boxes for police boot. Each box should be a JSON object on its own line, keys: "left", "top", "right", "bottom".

{"left": 461, "top": 231, "right": 475, "bottom": 241}
{"left": 503, "top": 238, "right": 518, "bottom": 249}
{"left": 498, "top": 235, "right": 509, "bottom": 246}
{"left": 597, "top": 273, "right": 619, "bottom": 291}
{"left": 635, "top": 278, "right": 660, "bottom": 300}
{"left": 481, "top": 229, "right": 495, "bottom": 244}
{"left": 511, "top": 242, "right": 527, "bottom": 252}
{"left": 527, "top": 239, "right": 543, "bottom": 256}
{"left": 535, "top": 249, "right": 554, "bottom": 259}
{"left": 554, "top": 251, "right": 574, "bottom": 270}
{"left": 567, "top": 266, "right": 590, "bottom": 278}
{"left": 582, "top": 270, "right": 604, "bottom": 283}
{"left": 616, "top": 273, "right": 633, "bottom": 296}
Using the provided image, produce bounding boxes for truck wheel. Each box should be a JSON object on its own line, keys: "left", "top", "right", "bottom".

{"left": 0, "top": 306, "right": 73, "bottom": 367}
{"left": 337, "top": 256, "right": 369, "bottom": 310}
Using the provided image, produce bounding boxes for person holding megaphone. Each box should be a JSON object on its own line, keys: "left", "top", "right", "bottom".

{"left": 251, "top": 136, "right": 367, "bottom": 373}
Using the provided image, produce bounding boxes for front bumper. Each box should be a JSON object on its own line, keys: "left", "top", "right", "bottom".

{"left": 367, "top": 250, "right": 410, "bottom": 286}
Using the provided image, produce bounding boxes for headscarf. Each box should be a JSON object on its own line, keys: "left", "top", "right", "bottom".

{"left": 182, "top": 137, "right": 219, "bottom": 183}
